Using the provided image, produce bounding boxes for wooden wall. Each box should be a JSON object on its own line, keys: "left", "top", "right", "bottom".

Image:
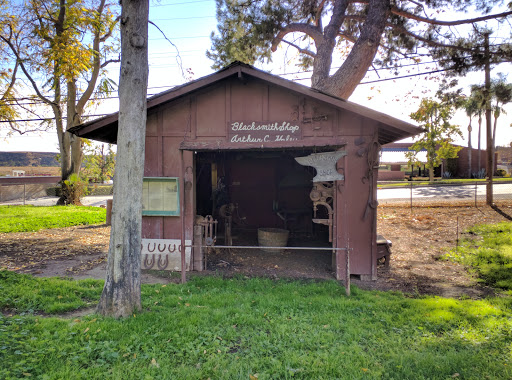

{"left": 142, "top": 76, "right": 382, "bottom": 276}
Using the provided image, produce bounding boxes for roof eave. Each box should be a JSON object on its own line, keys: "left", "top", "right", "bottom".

{"left": 69, "top": 62, "right": 421, "bottom": 145}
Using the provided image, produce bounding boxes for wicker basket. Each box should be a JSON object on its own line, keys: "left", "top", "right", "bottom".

{"left": 257, "top": 228, "right": 289, "bottom": 253}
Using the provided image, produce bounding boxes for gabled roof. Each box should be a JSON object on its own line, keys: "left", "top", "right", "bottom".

{"left": 69, "top": 61, "right": 421, "bottom": 145}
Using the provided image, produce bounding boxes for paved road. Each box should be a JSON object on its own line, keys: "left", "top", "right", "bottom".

{"left": 377, "top": 182, "right": 512, "bottom": 203}
{"left": 0, "top": 195, "right": 112, "bottom": 207}
{"left": 2, "top": 183, "right": 512, "bottom": 206}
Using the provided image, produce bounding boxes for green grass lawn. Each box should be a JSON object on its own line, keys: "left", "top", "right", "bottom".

{"left": 445, "top": 221, "right": 512, "bottom": 291}
{"left": 0, "top": 205, "right": 106, "bottom": 233}
{"left": 1, "top": 272, "right": 511, "bottom": 379}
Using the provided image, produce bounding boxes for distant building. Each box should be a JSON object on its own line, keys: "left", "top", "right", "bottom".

{"left": 379, "top": 143, "right": 489, "bottom": 180}
{"left": 12, "top": 170, "right": 25, "bottom": 177}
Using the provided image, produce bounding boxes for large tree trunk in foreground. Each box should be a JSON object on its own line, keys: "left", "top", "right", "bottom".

{"left": 97, "top": 0, "right": 149, "bottom": 318}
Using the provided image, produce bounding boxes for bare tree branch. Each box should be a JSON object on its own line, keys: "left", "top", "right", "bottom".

{"left": 386, "top": 23, "right": 475, "bottom": 52}
{"left": 271, "top": 23, "right": 325, "bottom": 52}
{"left": 149, "top": 20, "right": 184, "bottom": 77}
{"left": 0, "top": 33, "right": 55, "bottom": 106}
{"left": 101, "top": 58, "right": 120, "bottom": 68}
{"left": 280, "top": 39, "right": 317, "bottom": 57}
{"left": 0, "top": 61, "right": 18, "bottom": 103}
{"left": 390, "top": 7, "right": 512, "bottom": 26}
{"left": 77, "top": 0, "right": 106, "bottom": 114}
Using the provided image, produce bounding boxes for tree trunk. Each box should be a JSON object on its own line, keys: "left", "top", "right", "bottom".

{"left": 319, "top": 0, "right": 390, "bottom": 99}
{"left": 468, "top": 122, "right": 472, "bottom": 178}
{"left": 484, "top": 33, "right": 493, "bottom": 206}
{"left": 428, "top": 149, "right": 435, "bottom": 182}
{"left": 477, "top": 114, "right": 482, "bottom": 173}
{"left": 68, "top": 80, "right": 84, "bottom": 178}
{"left": 57, "top": 80, "right": 85, "bottom": 205}
{"left": 97, "top": 0, "right": 149, "bottom": 318}
{"left": 492, "top": 113, "right": 498, "bottom": 152}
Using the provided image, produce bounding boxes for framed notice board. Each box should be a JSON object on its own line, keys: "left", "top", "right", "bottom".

{"left": 142, "top": 177, "right": 179, "bottom": 216}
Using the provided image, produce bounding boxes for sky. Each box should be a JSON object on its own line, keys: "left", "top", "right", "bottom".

{"left": 1, "top": 0, "right": 512, "bottom": 153}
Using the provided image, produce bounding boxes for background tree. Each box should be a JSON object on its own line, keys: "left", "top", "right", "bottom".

{"left": 407, "top": 98, "right": 462, "bottom": 181}
{"left": 97, "top": 0, "right": 149, "bottom": 318}
{"left": 490, "top": 75, "right": 512, "bottom": 152}
{"left": 459, "top": 95, "right": 480, "bottom": 178}
{"left": 208, "top": 0, "right": 512, "bottom": 100}
{"left": 0, "top": 0, "right": 119, "bottom": 204}
{"left": 81, "top": 142, "right": 116, "bottom": 184}
{"left": 470, "top": 85, "right": 486, "bottom": 176}
{"left": 0, "top": 0, "right": 20, "bottom": 128}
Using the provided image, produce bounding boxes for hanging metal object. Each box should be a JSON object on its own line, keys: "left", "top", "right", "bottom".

{"left": 309, "top": 182, "right": 335, "bottom": 242}
{"left": 309, "top": 182, "right": 334, "bottom": 203}
{"left": 295, "top": 151, "right": 346, "bottom": 182}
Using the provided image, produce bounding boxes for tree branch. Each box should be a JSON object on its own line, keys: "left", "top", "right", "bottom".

{"left": 0, "top": 33, "right": 55, "bottom": 106}
{"left": 391, "top": 7, "right": 512, "bottom": 26}
{"left": 314, "top": 0, "right": 328, "bottom": 28}
{"left": 100, "top": 16, "right": 120, "bottom": 43}
{"left": 343, "top": 14, "right": 478, "bottom": 52}
{"left": 77, "top": 0, "right": 107, "bottom": 114}
{"left": 271, "top": 23, "right": 325, "bottom": 52}
{"left": 387, "top": 23, "right": 475, "bottom": 52}
{"left": 101, "top": 58, "right": 120, "bottom": 68}
{"left": 0, "top": 61, "right": 18, "bottom": 103}
{"left": 280, "top": 39, "right": 317, "bottom": 57}
{"left": 149, "top": 20, "right": 184, "bottom": 76}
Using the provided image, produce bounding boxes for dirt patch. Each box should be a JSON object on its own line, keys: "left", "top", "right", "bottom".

{"left": 0, "top": 224, "right": 109, "bottom": 276}
{"left": 1, "top": 205, "right": 511, "bottom": 297}
{"left": 369, "top": 205, "right": 508, "bottom": 298}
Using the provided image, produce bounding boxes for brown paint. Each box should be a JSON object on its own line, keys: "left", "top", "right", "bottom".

{"left": 70, "top": 62, "right": 421, "bottom": 278}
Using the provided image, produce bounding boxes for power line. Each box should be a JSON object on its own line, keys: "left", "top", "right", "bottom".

{"left": 151, "top": 0, "right": 213, "bottom": 7}
{"left": 149, "top": 35, "right": 210, "bottom": 41}
{"left": 1, "top": 67, "right": 454, "bottom": 124}
{"left": 0, "top": 114, "right": 112, "bottom": 123}
{"left": 360, "top": 69, "right": 449, "bottom": 84}
{"left": 0, "top": 62, "right": 459, "bottom": 109}
{"left": 151, "top": 16, "right": 215, "bottom": 21}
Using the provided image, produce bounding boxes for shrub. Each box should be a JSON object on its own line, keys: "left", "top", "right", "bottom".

{"left": 87, "top": 184, "right": 113, "bottom": 196}
{"left": 60, "top": 173, "right": 89, "bottom": 205}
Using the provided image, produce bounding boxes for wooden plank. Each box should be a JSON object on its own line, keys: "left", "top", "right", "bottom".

{"left": 179, "top": 137, "right": 347, "bottom": 151}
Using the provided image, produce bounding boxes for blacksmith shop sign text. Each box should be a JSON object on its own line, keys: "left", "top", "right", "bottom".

{"left": 228, "top": 121, "right": 302, "bottom": 144}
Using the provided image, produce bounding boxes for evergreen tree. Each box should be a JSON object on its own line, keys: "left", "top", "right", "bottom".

{"left": 209, "top": 0, "right": 512, "bottom": 99}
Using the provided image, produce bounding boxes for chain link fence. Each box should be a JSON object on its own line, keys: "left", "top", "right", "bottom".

{"left": 3, "top": 179, "right": 511, "bottom": 209}
{"left": 0, "top": 183, "right": 113, "bottom": 206}
{"left": 377, "top": 180, "right": 512, "bottom": 208}
{"left": 0, "top": 183, "right": 59, "bottom": 205}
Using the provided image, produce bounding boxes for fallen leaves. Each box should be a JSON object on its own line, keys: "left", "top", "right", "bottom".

{"left": 0, "top": 225, "right": 110, "bottom": 275}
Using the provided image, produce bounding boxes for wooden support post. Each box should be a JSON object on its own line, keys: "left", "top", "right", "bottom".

{"left": 336, "top": 249, "right": 350, "bottom": 296}
{"left": 106, "top": 199, "right": 113, "bottom": 226}
{"left": 193, "top": 224, "right": 204, "bottom": 271}
{"left": 180, "top": 149, "right": 186, "bottom": 284}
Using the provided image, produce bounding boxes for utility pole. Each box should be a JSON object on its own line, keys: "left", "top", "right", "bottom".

{"left": 484, "top": 32, "right": 493, "bottom": 206}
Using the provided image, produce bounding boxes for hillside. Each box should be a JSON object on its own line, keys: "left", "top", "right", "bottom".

{"left": 0, "top": 151, "right": 59, "bottom": 167}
